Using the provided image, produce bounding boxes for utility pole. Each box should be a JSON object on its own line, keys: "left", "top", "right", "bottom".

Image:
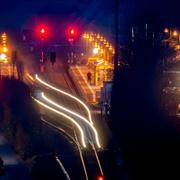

{"left": 114, "top": 0, "right": 120, "bottom": 80}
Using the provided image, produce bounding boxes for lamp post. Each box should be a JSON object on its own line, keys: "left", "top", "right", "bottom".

{"left": 172, "top": 30, "right": 180, "bottom": 46}
{"left": 164, "top": 28, "right": 180, "bottom": 61}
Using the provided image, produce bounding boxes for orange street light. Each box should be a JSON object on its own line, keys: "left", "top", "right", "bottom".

{"left": 100, "top": 49, "right": 104, "bottom": 54}
{"left": 2, "top": 47, "right": 8, "bottom": 53}
{"left": 83, "top": 34, "right": 87, "bottom": 38}
{"left": 93, "top": 48, "right": 99, "bottom": 55}
{"left": 89, "top": 37, "right": 93, "bottom": 42}
{"left": 164, "top": 28, "right": 169, "bottom": 33}
{"left": 173, "top": 30, "right": 178, "bottom": 37}
{"left": 96, "top": 34, "right": 100, "bottom": 39}
{"left": 100, "top": 37, "right": 104, "bottom": 41}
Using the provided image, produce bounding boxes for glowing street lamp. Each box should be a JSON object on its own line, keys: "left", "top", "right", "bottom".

{"left": 2, "top": 47, "right": 8, "bottom": 53}
{"left": 100, "top": 49, "right": 104, "bottom": 54}
{"left": 93, "top": 48, "right": 99, "bottom": 55}
{"left": 164, "top": 28, "right": 169, "bottom": 33}
{"left": 96, "top": 34, "right": 100, "bottom": 39}
{"left": 173, "top": 30, "right": 178, "bottom": 37}
{"left": 0, "top": 53, "right": 7, "bottom": 62}
{"left": 83, "top": 33, "right": 87, "bottom": 39}
{"left": 89, "top": 37, "right": 93, "bottom": 42}
{"left": 94, "top": 44, "right": 98, "bottom": 48}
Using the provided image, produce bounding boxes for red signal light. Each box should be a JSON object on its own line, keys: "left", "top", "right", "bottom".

{"left": 66, "top": 26, "right": 78, "bottom": 40}
{"left": 41, "top": 28, "right": 45, "bottom": 34}
{"left": 97, "top": 175, "right": 104, "bottom": 180}
{"left": 35, "top": 25, "right": 49, "bottom": 40}
{"left": 70, "top": 29, "right": 75, "bottom": 35}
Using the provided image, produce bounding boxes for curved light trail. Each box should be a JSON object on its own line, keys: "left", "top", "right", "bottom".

{"left": 41, "top": 92, "right": 101, "bottom": 148}
{"left": 32, "top": 97, "right": 86, "bottom": 148}
{"left": 35, "top": 74, "right": 93, "bottom": 124}
{"left": 26, "top": 73, "right": 35, "bottom": 82}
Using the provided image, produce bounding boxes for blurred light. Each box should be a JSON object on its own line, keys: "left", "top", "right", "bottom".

{"left": 109, "top": 46, "right": 113, "bottom": 51}
{"left": 164, "top": 28, "right": 169, "bottom": 33}
{"left": 83, "top": 34, "right": 87, "bottom": 38}
{"left": 173, "top": 30, "right": 178, "bottom": 37}
{"left": 35, "top": 25, "right": 49, "bottom": 40}
{"left": 97, "top": 59, "right": 104, "bottom": 65}
{"left": 97, "top": 175, "right": 104, "bottom": 180}
{"left": 93, "top": 48, "right": 99, "bottom": 55}
{"left": 2, "top": 33, "right": 7, "bottom": 39}
{"left": 26, "top": 73, "right": 34, "bottom": 81}
{"left": 0, "top": 53, "right": 7, "bottom": 61}
{"left": 100, "top": 49, "right": 104, "bottom": 54}
{"left": 35, "top": 74, "right": 93, "bottom": 124}
{"left": 3, "top": 47, "right": 8, "bottom": 53}
{"left": 41, "top": 28, "right": 45, "bottom": 34}
{"left": 66, "top": 26, "right": 78, "bottom": 40}
{"left": 100, "top": 37, "right": 104, "bottom": 41}
{"left": 42, "top": 92, "right": 101, "bottom": 148}
{"left": 86, "top": 34, "right": 90, "bottom": 39}
{"left": 96, "top": 34, "right": 100, "bottom": 39}
{"left": 89, "top": 37, "right": 93, "bottom": 42}
{"left": 94, "top": 43, "right": 98, "bottom": 48}
{"left": 70, "top": 29, "right": 74, "bottom": 34}
{"left": 112, "top": 49, "right": 115, "bottom": 54}
{"left": 33, "top": 97, "right": 86, "bottom": 148}
{"left": 97, "top": 45, "right": 101, "bottom": 49}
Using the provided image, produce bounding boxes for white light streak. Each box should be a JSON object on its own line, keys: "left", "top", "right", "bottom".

{"left": 35, "top": 74, "right": 93, "bottom": 124}
{"left": 55, "top": 156, "right": 71, "bottom": 180}
{"left": 41, "top": 92, "right": 101, "bottom": 148}
{"left": 32, "top": 97, "right": 86, "bottom": 148}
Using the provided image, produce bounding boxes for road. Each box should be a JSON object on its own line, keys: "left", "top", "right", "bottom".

{"left": 25, "top": 61, "right": 104, "bottom": 179}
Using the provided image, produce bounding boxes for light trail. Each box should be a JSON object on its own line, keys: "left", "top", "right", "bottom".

{"left": 32, "top": 97, "right": 86, "bottom": 148}
{"left": 26, "top": 73, "right": 35, "bottom": 82}
{"left": 35, "top": 74, "right": 93, "bottom": 124}
{"left": 55, "top": 156, "right": 71, "bottom": 180}
{"left": 41, "top": 92, "right": 101, "bottom": 148}
{"left": 41, "top": 117, "right": 89, "bottom": 180}
{"left": 91, "top": 143, "right": 104, "bottom": 176}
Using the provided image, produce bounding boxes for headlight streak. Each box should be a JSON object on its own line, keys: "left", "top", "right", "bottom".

{"left": 35, "top": 74, "right": 93, "bottom": 125}
{"left": 41, "top": 92, "right": 101, "bottom": 148}
{"left": 26, "top": 73, "right": 35, "bottom": 81}
{"left": 32, "top": 97, "right": 86, "bottom": 148}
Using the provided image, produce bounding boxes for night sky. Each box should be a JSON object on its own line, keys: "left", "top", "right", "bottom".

{"left": 0, "top": 0, "right": 113, "bottom": 28}
{"left": 0, "top": 0, "right": 179, "bottom": 30}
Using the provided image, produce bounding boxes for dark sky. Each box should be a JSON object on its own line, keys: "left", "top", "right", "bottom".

{"left": 0, "top": 0, "right": 179, "bottom": 30}
{"left": 0, "top": 0, "right": 113, "bottom": 28}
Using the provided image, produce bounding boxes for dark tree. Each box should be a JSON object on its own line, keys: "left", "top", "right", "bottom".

{"left": 111, "top": 12, "right": 180, "bottom": 179}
